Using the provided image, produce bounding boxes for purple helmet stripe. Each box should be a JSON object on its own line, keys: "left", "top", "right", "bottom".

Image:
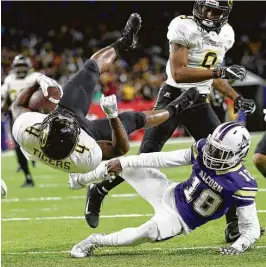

{"left": 219, "top": 123, "right": 242, "bottom": 140}
{"left": 215, "top": 122, "right": 235, "bottom": 139}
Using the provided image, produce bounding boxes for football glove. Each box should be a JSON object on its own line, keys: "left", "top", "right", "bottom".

{"left": 219, "top": 65, "right": 247, "bottom": 81}
{"left": 234, "top": 96, "right": 256, "bottom": 114}
{"left": 100, "top": 94, "right": 118, "bottom": 119}
{"left": 219, "top": 246, "right": 241, "bottom": 255}
{"left": 37, "top": 74, "right": 63, "bottom": 104}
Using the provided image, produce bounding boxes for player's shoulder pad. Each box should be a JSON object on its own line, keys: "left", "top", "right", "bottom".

{"left": 218, "top": 165, "right": 258, "bottom": 199}
{"left": 191, "top": 138, "right": 206, "bottom": 161}
{"left": 167, "top": 15, "right": 197, "bottom": 46}
{"left": 4, "top": 73, "right": 15, "bottom": 84}
{"left": 220, "top": 23, "right": 235, "bottom": 51}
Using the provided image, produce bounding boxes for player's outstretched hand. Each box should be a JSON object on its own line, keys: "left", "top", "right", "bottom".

{"left": 37, "top": 74, "right": 63, "bottom": 103}
{"left": 107, "top": 158, "right": 122, "bottom": 176}
{"left": 218, "top": 246, "right": 241, "bottom": 255}
{"left": 219, "top": 65, "right": 247, "bottom": 81}
{"left": 100, "top": 94, "right": 118, "bottom": 119}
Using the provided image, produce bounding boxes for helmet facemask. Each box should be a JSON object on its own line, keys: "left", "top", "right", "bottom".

{"left": 193, "top": 0, "right": 233, "bottom": 32}
{"left": 203, "top": 134, "right": 249, "bottom": 171}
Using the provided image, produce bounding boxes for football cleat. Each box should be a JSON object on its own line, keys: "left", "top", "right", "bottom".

{"left": 71, "top": 233, "right": 103, "bottom": 258}
{"left": 121, "top": 13, "right": 142, "bottom": 49}
{"left": 167, "top": 87, "right": 199, "bottom": 115}
{"left": 20, "top": 180, "right": 35, "bottom": 188}
{"left": 85, "top": 184, "right": 107, "bottom": 228}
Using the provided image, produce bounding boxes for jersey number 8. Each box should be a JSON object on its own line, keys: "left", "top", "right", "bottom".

{"left": 184, "top": 176, "right": 222, "bottom": 217}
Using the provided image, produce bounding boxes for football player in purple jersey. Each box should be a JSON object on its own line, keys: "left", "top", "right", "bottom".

{"left": 70, "top": 122, "right": 261, "bottom": 257}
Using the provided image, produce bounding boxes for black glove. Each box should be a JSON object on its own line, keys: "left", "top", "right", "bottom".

{"left": 234, "top": 96, "right": 256, "bottom": 114}
{"left": 219, "top": 65, "right": 247, "bottom": 81}
{"left": 219, "top": 247, "right": 241, "bottom": 255}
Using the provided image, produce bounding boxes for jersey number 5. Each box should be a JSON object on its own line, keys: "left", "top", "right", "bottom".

{"left": 201, "top": 51, "right": 218, "bottom": 69}
{"left": 184, "top": 176, "right": 222, "bottom": 217}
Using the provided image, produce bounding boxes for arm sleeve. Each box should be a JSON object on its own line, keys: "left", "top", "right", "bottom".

{"left": 230, "top": 203, "right": 261, "bottom": 252}
{"left": 119, "top": 148, "right": 192, "bottom": 169}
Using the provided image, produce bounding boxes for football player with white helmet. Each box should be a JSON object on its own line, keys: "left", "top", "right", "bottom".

{"left": 253, "top": 109, "right": 266, "bottom": 178}
{"left": 70, "top": 122, "right": 261, "bottom": 257}
{"left": 2, "top": 55, "right": 42, "bottom": 187}
{"left": 84, "top": 0, "right": 256, "bottom": 239}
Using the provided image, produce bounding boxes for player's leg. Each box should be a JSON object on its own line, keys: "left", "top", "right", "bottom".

{"left": 71, "top": 168, "right": 183, "bottom": 258}
{"left": 180, "top": 98, "right": 221, "bottom": 141}
{"left": 58, "top": 13, "right": 142, "bottom": 121}
{"left": 253, "top": 131, "right": 266, "bottom": 178}
{"left": 14, "top": 143, "right": 35, "bottom": 187}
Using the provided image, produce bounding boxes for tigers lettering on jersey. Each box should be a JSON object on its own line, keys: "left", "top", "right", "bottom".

{"left": 12, "top": 112, "right": 103, "bottom": 173}
{"left": 32, "top": 148, "right": 71, "bottom": 170}
{"left": 165, "top": 15, "right": 235, "bottom": 94}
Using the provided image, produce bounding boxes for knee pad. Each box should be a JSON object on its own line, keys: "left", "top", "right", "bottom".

{"left": 137, "top": 220, "right": 159, "bottom": 242}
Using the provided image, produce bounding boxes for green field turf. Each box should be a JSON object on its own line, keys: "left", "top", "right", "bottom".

{"left": 1, "top": 136, "right": 266, "bottom": 267}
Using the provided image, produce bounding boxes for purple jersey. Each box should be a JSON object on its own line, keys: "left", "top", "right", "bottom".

{"left": 174, "top": 139, "right": 258, "bottom": 230}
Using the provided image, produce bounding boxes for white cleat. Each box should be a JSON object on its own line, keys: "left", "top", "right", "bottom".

{"left": 70, "top": 234, "right": 102, "bottom": 258}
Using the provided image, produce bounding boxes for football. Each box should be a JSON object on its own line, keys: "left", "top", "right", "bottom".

{"left": 28, "top": 86, "right": 62, "bottom": 113}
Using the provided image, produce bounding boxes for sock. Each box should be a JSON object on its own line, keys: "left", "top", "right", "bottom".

{"left": 226, "top": 205, "right": 238, "bottom": 224}
{"left": 110, "top": 37, "right": 130, "bottom": 56}
{"left": 92, "top": 220, "right": 158, "bottom": 247}
{"left": 96, "top": 176, "right": 124, "bottom": 195}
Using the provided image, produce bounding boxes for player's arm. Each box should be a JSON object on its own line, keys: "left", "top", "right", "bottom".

{"left": 169, "top": 43, "right": 216, "bottom": 83}
{"left": 97, "top": 95, "right": 129, "bottom": 160}
{"left": 219, "top": 203, "right": 260, "bottom": 255}
{"left": 212, "top": 79, "right": 256, "bottom": 114}
{"left": 11, "top": 84, "right": 38, "bottom": 121}
{"left": 107, "top": 148, "right": 192, "bottom": 175}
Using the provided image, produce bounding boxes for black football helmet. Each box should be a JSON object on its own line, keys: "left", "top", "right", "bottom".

{"left": 12, "top": 54, "right": 32, "bottom": 79}
{"left": 193, "top": 0, "right": 233, "bottom": 32}
{"left": 39, "top": 109, "right": 81, "bottom": 160}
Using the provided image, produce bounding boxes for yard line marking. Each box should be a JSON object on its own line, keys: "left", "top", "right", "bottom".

{"left": 2, "top": 194, "right": 139, "bottom": 203}
{"left": 2, "top": 214, "right": 154, "bottom": 221}
{"left": 2, "top": 211, "right": 266, "bottom": 221}
{"left": 3, "top": 245, "right": 266, "bottom": 255}
{"left": 3, "top": 189, "right": 266, "bottom": 203}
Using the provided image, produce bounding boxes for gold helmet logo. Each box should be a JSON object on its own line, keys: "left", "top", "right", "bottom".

{"left": 39, "top": 129, "right": 48, "bottom": 148}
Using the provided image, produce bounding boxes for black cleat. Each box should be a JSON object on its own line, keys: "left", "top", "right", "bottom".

{"left": 167, "top": 87, "right": 199, "bottom": 115}
{"left": 85, "top": 184, "right": 107, "bottom": 228}
{"left": 20, "top": 180, "right": 35, "bottom": 188}
{"left": 121, "top": 13, "right": 142, "bottom": 49}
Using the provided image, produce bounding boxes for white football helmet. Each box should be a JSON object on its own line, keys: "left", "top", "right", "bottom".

{"left": 203, "top": 122, "right": 250, "bottom": 170}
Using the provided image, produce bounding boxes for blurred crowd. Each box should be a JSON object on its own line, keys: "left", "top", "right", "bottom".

{"left": 1, "top": 2, "right": 266, "bottom": 103}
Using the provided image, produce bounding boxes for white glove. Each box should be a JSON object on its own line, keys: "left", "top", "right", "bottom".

{"left": 263, "top": 109, "right": 266, "bottom": 122}
{"left": 37, "top": 74, "right": 63, "bottom": 104}
{"left": 68, "top": 173, "right": 85, "bottom": 190}
{"left": 100, "top": 94, "right": 118, "bottom": 119}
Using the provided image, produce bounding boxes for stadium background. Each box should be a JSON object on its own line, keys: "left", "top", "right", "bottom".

{"left": 2, "top": 1, "right": 266, "bottom": 150}
{"left": 1, "top": 2, "right": 266, "bottom": 266}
